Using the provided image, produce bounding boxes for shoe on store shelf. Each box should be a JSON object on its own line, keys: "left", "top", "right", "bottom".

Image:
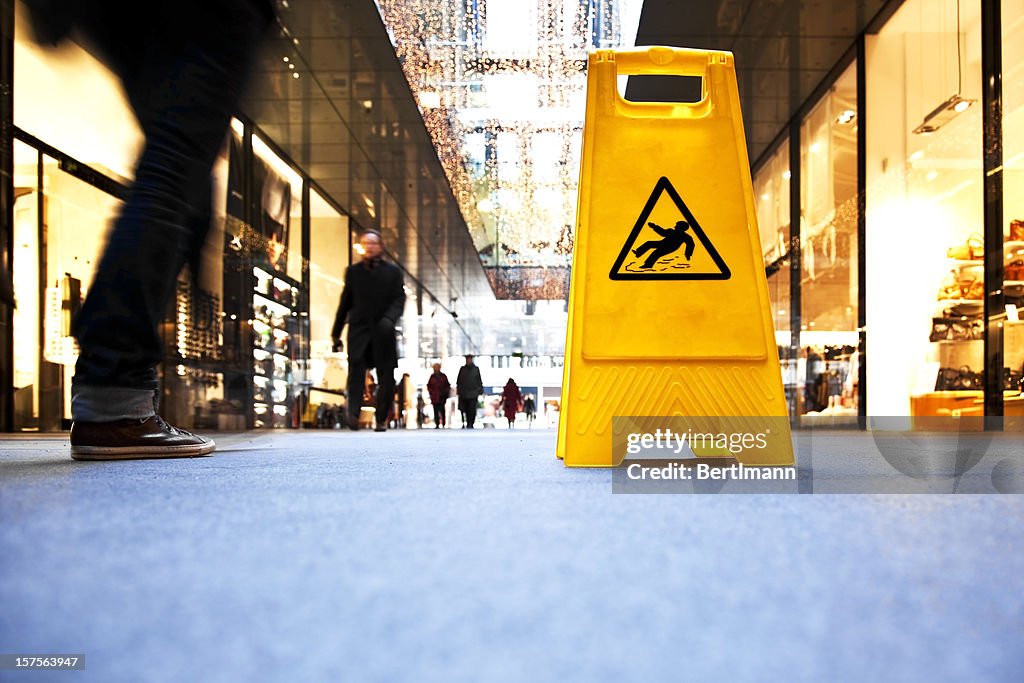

{"left": 70, "top": 415, "right": 215, "bottom": 460}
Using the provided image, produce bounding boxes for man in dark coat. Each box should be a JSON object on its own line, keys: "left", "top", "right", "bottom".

{"left": 426, "top": 363, "right": 451, "bottom": 429}
{"left": 456, "top": 355, "right": 483, "bottom": 429}
{"left": 332, "top": 230, "right": 405, "bottom": 431}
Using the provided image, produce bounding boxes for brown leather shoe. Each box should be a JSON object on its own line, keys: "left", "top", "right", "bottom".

{"left": 70, "top": 415, "right": 215, "bottom": 460}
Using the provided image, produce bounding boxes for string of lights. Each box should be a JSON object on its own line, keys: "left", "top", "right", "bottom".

{"left": 374, "top": 0, "right": 642, "bottom": 273}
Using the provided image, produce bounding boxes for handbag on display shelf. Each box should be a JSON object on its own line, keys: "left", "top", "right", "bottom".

{"left": 1010, "top": 219, "right": 1024, "bottom": 242}
{"left": 1004, "top": 282, "right": 1024, "bottom": 308}
{"left": 1006, "top": 244, "right": 1024, "bottom": 281}
{"left": 946, "top": 234, "right": 984, "bottom": 261}
{"left": 930, "top": 302, "right": 984, "bottom": 342}
{"left": 1003, "top": 365, "right": 1024, "bottom": 393}
{"left": 937, "top": 263, "right": 984, "bottom": 300}
{"left": 935, "top": 365, "right": 983, "bottom": 392}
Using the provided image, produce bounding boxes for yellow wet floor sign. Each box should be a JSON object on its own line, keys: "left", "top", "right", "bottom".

{"left": 558, "top": 47, "right": 793, "bottom": 467}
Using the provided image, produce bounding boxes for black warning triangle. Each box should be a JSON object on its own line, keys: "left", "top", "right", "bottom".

{"left": 609, "top": 177, "right": 731, "bottom": 280}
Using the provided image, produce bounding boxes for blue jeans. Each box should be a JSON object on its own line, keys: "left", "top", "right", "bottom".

{"left": 70, "top": 0, "right": 268, "bottom": 421}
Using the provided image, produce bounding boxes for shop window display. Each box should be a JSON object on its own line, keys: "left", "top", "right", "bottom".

{"left": 41, "top": 157, "right": 123, "bottom": 427}
{"left": 306, "top": 190, "right": 350, "bottom": 427}
{"left": 11, "top": 141, "right": 40, "bottom": 430}
{"left": 799, "top": 63, "right": 859, "bottom": 423}
{"left": 866, "top": 0, "right": 985, "bottom": 423}
{"left": 220, "top": 131, "right": 307, "bottom": 429}
{"left": 1002, "top": 0, "right": 1024, "bottom": 420}
{"left": 753, "top": 139, "right": 796, "bottom": 407}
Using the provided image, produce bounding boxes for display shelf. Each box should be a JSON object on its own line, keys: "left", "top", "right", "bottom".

{"left": 251, "top": 265, "right": 298, "bottom": 430}
{"left": 936, "top": 298, "right": 983, "bottom": 306}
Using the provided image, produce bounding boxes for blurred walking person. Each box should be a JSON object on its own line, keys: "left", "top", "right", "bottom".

{"left": 331, "top": 230, "right": 405, "bottom": 432}
{"left": 456, "top": 355, "right": 482, "bottom": 429}
{"left": 522, "top": 394, "right": 536, "bottom": 427}
{"left": 24, "top": 0, "right": 275, "bottom": 459}
{"left": 500, "top": 378, "right": 522, "bottom": 429}
{"left": 426, "top": 363, "right": 451, "bottom": 429}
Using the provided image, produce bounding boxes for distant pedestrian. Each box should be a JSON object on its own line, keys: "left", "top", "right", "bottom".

{"left": 415, "top": 389, "right": 426, "bottom": 429}
{"left": 426, "top": 363, "right": 451, "bottom": 429}
{"left": 456, "top": 355, "right": 483, "bottom": 429}
{"left": 523, "top": 394, "right": 536, "bottom": 427}
{"left": 500, "top": 378, "right": 522, "bottom": 429}
{"left": 394, "top": 373, "right": 410, "bottom": 429}
{"left": 331, "top": 230, "right": 405, "bottom": 432}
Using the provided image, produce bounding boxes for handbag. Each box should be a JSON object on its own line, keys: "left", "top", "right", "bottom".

{"left": 938, "top": 264, "right": 984, "bottom": 300}
{"left": 1006, "top": 245, "right": 1024, "bottom": 281}
{"left": 930, "top": 302, "right": 984, "bottom": 342}
{"left": 1010, "top": 219, "right": 1024, "bottom": 242}
{"left": 1003, "top": 366, "right": 1024, "bottom": 392}
{"left": 936, "top": 365, "right": 983, "bottom": 391}
{"left": 946, "top": 234, "right": 984, "bottom": 261}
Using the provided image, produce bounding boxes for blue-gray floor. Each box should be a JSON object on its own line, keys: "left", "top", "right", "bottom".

{"left": 1, "top": 428, "right": 1023, "bottom": 682}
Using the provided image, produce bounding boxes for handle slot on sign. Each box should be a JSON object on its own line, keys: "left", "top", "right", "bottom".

{"left": 602, "top": 47, "right": 728, "bottom": 118}
{"left": 620, "top": 75, "right": 703, "bottom": 104}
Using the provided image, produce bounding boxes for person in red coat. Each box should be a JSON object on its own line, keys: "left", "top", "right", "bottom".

{"left": 426, "top": 363, "right": 451, "bottom": 429}
{"left": 501, "top": 378, "right": 522, "bottom": 429}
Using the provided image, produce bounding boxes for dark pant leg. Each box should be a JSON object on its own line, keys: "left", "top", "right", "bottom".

{"left": 346, "top": 357, "right": 367, "bottom": 423}
{"left": 432, "top": 402, "right": 445, "bottom": 426}
{"left": 70, "top": 0, "right": 266, "bottom": 420}
{"left": 375, "top": 369, "right": 396, "bottom": 427}
{"left": 459, "top": 397, "right": 476, "bottom": 427}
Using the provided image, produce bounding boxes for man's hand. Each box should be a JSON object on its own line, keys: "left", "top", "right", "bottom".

{"left": 332, "top": 338, "right": 343, "bottom": 353}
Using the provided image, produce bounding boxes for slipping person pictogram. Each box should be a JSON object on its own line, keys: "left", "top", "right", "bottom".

{"left": 609, "top": 176, "right": 730, "bottom": 281}
{"left": 632, "top": 221, "right": 695, "bottom": 269}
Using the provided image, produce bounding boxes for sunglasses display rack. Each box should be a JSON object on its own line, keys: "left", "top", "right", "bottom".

{"left": 251, "top": 265, "right": 301, "bottom": 429}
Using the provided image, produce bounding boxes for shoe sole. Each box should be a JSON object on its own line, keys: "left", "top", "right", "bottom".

{"left": 71, "top": 441, "right": 216, "bottom": 460}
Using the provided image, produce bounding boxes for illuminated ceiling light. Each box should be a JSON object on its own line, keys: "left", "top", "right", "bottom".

{"left": 361, "top": 99, "right": 374, "bottom": 113}
{"left": 283, "top": 56, "right": 290, "bottom": 63}
{"left": 292, "top": 73, "right": 300, "bottom": 79}
{"left": 909, "top": 150, "right": 925, "bottom": 162}
{"left": 913, "top": 94, "right": 976, "bottom": 135}
{"left": 913, "top": 0, "right": 974, "bottom": 135}
{"left": 927, "top": 170, "right": 939, "bottom": 182}
{"left": 835, "top": 109, "right": 856, "bottom": 125}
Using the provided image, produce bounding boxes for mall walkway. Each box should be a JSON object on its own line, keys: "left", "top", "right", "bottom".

{"left": 1, "top": 428, "right": 1022, "bottom": 682}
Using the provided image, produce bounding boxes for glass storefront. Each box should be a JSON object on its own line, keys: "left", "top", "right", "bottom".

{"left": 1004, "top": 0, "right": 1024, "bottom": 422}
{"left": 799, "top": 62, "right": 859, "bottom": 423}
{"left": 307, "top": 188, "right": 350, "bottom": 427}
{"left": 866, "top": 0, "right": 985, "bottom": 424}
{"left": 749, "top": 0, "right": 1024, "bottom": 428}
{"left": 754, "top": 138, "right": 794, "bottom": 410}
